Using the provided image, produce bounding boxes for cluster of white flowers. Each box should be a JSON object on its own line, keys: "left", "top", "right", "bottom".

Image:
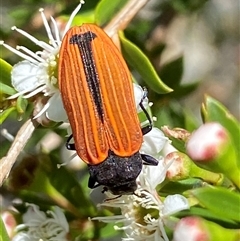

{"left": 1, "top": 1, "right": 189, "bottom": 240}
{"left": 12, "top": 204, "right": 69, "bottom": 241}
{"left": 93, "top": 160, "right": 189, "bottom": 241}
{"left": 1, "top": 1, "right": 85, "bottom": 122}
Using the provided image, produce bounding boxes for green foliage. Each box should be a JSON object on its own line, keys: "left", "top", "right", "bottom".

{"left": 0, "top": 106, "right": 16, "bottom": 124}
{"left": 95, "top": 0, "right": 128, "bottom": 26}
{"left": 0, "top": 59, "right": 12, "bottom": 86}
{"left": 188, "top": 186, "right": 240, "bottom": 223}
{"left": 0, "top": 0, "right": 239, "bottom": 240}
{"left": 120, "top": 33, "right": 173, "bottom": 94}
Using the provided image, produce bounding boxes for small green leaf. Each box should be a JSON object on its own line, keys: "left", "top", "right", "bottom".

{"left": 0, "top": 82, "right": 16, "bottom": 96}
{"left": 95, "top": 0, "right": 128, "bottom": 26}
{"left": 69, "top": 11, "right": 95, "bottom": 26}
{"left": 159, "top": 178, "right": 203, "bottom": 195}
{"left": 120, "top": 34, "right": 173, "bottom": 94}
{"left": 202, "top": 95, "right": 240, "bottom": 160}
{"left": 16, "top": 95, "right": 28, "bottom": 114}
{"left": 0, "top": 216, "right": 10, "bottom": 241}
{"left": 179, "top": 207, "right": 239, "bottom": 226}
{"left": 188, "top": 186, "right": 240, "bottom": 222}
{"left": 167, "top": 135, "right": 186, "bottom": 153}
{"left": 0, "top": 107, "right": 16, "bottom": 124}
{"left": 0, "top": 59, "right": 12, "bottom": 85}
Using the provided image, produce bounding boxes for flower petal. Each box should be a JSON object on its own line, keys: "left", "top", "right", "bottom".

{"left": 140, "top": 159, "right": 166, "bottom": 190}
{"left": 46, "top": 92, "right": 68, "bottom": 122}
{"left": 133, "top": 83, "right": 144, "bottom": 107}
{"left": 22, "top": 204, "right": 47, "bottom": 224}
{"left": 11, "top": 60, "right": 47, "bottom": 92}
{"left": 12, "top": 233, "right": 31, "bottom": 241}
{"left": 50, "top": 206, "right": 69, "bottom": 232}
{"left": 162, "top": 194, "right": 189, "bottom": 216}
{"left": 141, "top": 128, "right": 168, "bottom": 156}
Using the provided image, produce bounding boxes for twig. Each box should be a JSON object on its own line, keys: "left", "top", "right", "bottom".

{"left": 0, "top": 118, "right": 38, "bottom": 186}
{"left": 104, "top": 0, "right": 149, "bottom": 37}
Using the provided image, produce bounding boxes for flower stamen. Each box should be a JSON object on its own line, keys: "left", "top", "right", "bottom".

{"left": 62, "top": 1, "right": 84, "bottom": 36}
{"left": 39, "top": 8, "right": 58, "bottom": 48}
{"left": 0, "top": 41, "right": 39, "bottom": 64}
{"left": 16, "top": 46, "right": 45, "bottom": 62}
{"left": 11, "top": 26, "right": 54, "bottom": 52}
{"left": 50, "top": 16, "right": 61, "bottom": 45}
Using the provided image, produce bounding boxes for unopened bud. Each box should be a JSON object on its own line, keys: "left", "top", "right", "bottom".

{"left": 164, "top": 151, "right": 223, "bottom": 185}
{"left": 186, "top": 122, "right": 239, "bottom": 188}
{"left": 173, "top": 216, "right": 240, "bottom": 241}
{"left": 187, "top": 122, "right": 229, "bottom": 162}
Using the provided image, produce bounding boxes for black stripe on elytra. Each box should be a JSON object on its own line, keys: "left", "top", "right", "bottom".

{"left": 70, "top": 31, "right": 104, "bottom": 122}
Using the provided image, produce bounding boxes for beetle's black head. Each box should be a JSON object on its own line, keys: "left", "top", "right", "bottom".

{"left": 88, "top": 151, "right": 142, "bottom": 195}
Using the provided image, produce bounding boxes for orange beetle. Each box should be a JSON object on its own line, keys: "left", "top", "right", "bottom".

{"left": 58, "top": 24, "right": 158, "bottom": 195}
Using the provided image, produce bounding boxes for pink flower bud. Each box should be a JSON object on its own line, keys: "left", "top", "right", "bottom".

{"left": 1, "top": 211, "right": 17, "bottom": 238}
{"left": 173, "top": 217, "right": 209, "bottom": 241}
{"left": 164, "top": 152, "right": 191, "bottom": 180}
{"left": 173, "top": 216, "right": 240, "bottom": 241}
{"left": 186, "top": 122, "right": 229, "bottom": 162}
{"left": 164, "top": 151, "right": 222, "bottom": 184}
{"left": 186, "top": 123, "right": 240, "bottom": 188}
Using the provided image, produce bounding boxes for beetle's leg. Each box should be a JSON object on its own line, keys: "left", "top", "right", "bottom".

{"left": 66, "top": 134, "right": 75, "bottom": 150}
{"left": 141, "top": 154, "right": 158, "bottom": 166}
{"left": 88, "top": 176, "right": 101, "bottom": 189}
{"left": 140, "top": 87, "right": 153, "bottom": 135}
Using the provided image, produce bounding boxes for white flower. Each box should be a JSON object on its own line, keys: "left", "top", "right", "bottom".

{"left": 12, "top": 204, "right": 69, "bottom": 241}
{"left": 92, "top": 158, "right": 189, "bottom": 241}
{"left": 141, "top": 127, "right": 169, "bottom": 158}
{"left": 0, "top": 1, "right": 85, "bottom": 121}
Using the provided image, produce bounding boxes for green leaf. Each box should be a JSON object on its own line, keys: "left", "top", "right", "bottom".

{"left": 202, "top": 95, "right": 240, "bottom": 161}
{"left": 159, "top": 178, "right": 203, "bottom": 195}
{"left": 120, "top": 34, "right": 173, "bottom": 94}
{"left": 0, "top": 59, "right": 12, "bottom": 85}
{"left": 69, "top": 11, "right": 95, "bottom": 26}
{"left": 95, "top": 0, "right": 128, "bottom": 26}
{"left": 0, "top": 107, "right": 16, "bottom": 124}
{"left": 16, "top": 95, "right": 28, "bottom": 114}
{"left": 171, "top": 138, "right": 186, "bottom": 153}
{"left": 188, "top": 186, "right": 240, "bottom": 222}
{"left": 179, "top": 207, "right": 239, "bottom": 227}
{"left": 0, "top": 82, "right": 16, "bottom": 96}
{"left": 0, "top": 217, "right": 10, "bottom": 241}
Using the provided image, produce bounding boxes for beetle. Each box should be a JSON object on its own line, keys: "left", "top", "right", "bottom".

{"left": 58, "top": 24, "right": 158, "bottom": 195}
